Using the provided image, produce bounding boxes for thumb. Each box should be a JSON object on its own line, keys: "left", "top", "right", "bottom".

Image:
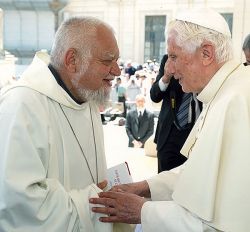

{"left": 97, "top": 179, "right": 108, "bottom": 190}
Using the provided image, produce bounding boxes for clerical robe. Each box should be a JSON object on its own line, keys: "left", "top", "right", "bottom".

{"left": 0, "top": 51, "right": 110, "bottom": 232}
{"left": 141, "top": 60, "right": 250, "bottom": 232}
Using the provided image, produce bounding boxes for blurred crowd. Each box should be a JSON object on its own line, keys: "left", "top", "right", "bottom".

{"left": 106, "top": 58, "right": 161, "bottom": 119}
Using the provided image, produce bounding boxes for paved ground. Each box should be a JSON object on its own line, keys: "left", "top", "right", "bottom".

{"left": 103, "top": 120, "right": 157, "bottom": 182}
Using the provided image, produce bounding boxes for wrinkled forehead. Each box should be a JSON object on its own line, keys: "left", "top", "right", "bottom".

{"left": 167, "top": 32, "right": 180, "bottom": 50}
{"left": 94, "top": 26, "right": 119, "bottom": 59}
{"left": 166, "top": 29, "right": 178, "bottom": 44}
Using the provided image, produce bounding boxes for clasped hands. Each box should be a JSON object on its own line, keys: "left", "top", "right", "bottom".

{"left": 132, "top": 140, "right": 143, "bottom": 148}
{"left": 90, "top": 181, "right": 150, "bottom": 224}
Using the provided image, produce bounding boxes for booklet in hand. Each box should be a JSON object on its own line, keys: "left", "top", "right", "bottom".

{"left": 107, "top": 162, "right": 133, "bottom": 189}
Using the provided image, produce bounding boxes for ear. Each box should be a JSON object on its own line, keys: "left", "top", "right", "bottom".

{"left": 64, "top": 48, "right": 77, "bottom": 73}
{"left": 200, "top": 42, "right": 215, "bottom": 66}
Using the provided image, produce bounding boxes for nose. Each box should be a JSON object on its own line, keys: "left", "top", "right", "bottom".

{"left": 166, "top": 60, "right": 176, "bottom": 76}
{"left": 110, "top": 62, "right": 121, "bottom": 76}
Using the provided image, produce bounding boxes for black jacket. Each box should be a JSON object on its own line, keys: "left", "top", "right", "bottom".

{"left": 125, "top": 109, "right": 154, "bottom": 147}
{"left": 150, "top": 55, "right": 189, "bottom": 152}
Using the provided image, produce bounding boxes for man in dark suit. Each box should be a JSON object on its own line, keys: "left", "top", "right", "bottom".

{"left": 125, "top": 94, "right": 154, "bottom": 148}
{"left": 151, "top": 54, "right": 200, "bottom": 172}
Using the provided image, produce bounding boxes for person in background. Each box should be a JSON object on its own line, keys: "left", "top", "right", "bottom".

{"left": 125, "top": 61, "right": 137, "bottom": 77}
{"left": 0, "top": 16, "right": 125, "bottom": 232}
{"left": 125, "top": 94, "right": 154, "bottom": 148}
{"left": 150, "top": 54, "right": 200, "bottom": 172}
{"left": 242, "top": 33, "right": 250, "bottom": 66}
{"left": 115, "top": 77, "right": 127, "bottom": 117}
{"left": 126, "top": 77, "right": 141, "bottom": 102}
{"left": 126, "top": 76, "right": 141, "bottom": 111}
{"left": 99, "top": 105, "right": 108, "bottom": 125}
{"left": 90, "top": 8, "right": 250, "bottom": 232}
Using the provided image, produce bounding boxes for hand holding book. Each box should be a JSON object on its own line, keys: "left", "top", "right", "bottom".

{"left": 107, "top": 162, "right": 133, "bottom": 189}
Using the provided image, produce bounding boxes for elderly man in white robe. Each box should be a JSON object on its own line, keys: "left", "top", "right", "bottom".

{"left": 0, "top": 17, "right": 132, "bottom": 232}
{"left": 90, "top": 8, "right": 250, "bottom": 232}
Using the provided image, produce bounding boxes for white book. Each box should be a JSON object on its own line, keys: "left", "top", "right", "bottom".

{"left": 107, "top": 162, "right": 133, "bottom": 189}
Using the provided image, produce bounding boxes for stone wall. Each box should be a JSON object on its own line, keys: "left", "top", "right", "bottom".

{"left": 63, "top": 0, "right": 248, "bottom": 64}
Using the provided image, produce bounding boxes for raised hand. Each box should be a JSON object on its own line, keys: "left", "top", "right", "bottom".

{"left": 162, "top": 59, "right": 174, "bottom": 84}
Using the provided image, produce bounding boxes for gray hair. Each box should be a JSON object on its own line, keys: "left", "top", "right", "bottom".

{"left": 167, "top": 20, "right": 233, "bottom": 64}
{"left": 50, "top": 16, "right": 113, "bottom": 70}
{"left": 243, "top": 34, "right": 250, "bottom": 51}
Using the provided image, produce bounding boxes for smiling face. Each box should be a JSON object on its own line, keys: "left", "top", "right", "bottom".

{"left": 71, "top": 25, "right": 121, "bottom": 104}
{"left": 167, "top": 30, "right": 211, "bottom": 93}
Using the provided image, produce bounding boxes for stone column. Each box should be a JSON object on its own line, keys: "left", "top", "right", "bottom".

{"left": 49, "top": 0, "right": 66, "bottom": 32}
{"left": 232, "top": 0, "right": 250, "bottom": 61}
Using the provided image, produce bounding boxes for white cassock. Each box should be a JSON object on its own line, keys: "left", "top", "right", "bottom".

{"left": 0, "top": 51, "right": 133, "bottom": 232}
{"left": 140, "top": 60, "right": 250, "bottom": 232}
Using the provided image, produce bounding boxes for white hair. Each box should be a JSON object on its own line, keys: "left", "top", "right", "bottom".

{"left": 50, "top": 16, "right": 113, "bottom": 70}
{"left": 135, "top": 94, "right": 145, "bottom": 101}
{"left": 167, "top": 20, "right": 233, "bottom": 64}
{"left": 71, "top": 76, "right": 111, "bottom": 106}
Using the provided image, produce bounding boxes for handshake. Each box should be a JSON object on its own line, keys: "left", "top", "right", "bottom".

{"left": 90, "top": 162, "right": 150, "bottom": 224}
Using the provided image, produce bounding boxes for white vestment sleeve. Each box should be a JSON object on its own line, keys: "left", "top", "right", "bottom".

{"left": 144, "top": 170, "right": 219, "bottom": 232}
{"left": 146, "top": 170, "right": 179, "bottom": 201}
{"left": 141, "top": 201, "right": 203, "bottom": 232}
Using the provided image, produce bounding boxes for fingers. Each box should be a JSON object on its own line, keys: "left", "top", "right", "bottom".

{"left": 89, "top": 196, "right": 115, "bottom": 207}
{"left": 92, "top": 206, "right": 116, "bottom": 216}
{"left": 109, "top": 185, "right": 125, "bottom": 192}
{"left": 109, "top": 186, "right": 125, "bottom": 192}
{"left": 98, "top": 191, "right": 121, "bottom": 199}
{"left": 163, "top": 60, "right": 174, "bottom": 82}
{"left": 110, "top": 183, "right": 135, "bottom": 194}
{"left": 91, "top": 206, "right": 123, "bottom": 223}
{"left": 99, "top": 215, "right": 120, "bottom": 223}
{"left": 97, "top": 180, "right": 108, "bottom": 190}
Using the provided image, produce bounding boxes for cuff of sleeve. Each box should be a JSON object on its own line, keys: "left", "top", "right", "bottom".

{"left": 147, "top": 171, "right": 179, "bottom": 201}
{"left": 70, "top": 184, "right": 112, "bottom": 232}
{"left": 158, "top": 78, "right": 169, "bottom": 91}
{"left": 141, "top": 201, "right": 203, "bottom": 232}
